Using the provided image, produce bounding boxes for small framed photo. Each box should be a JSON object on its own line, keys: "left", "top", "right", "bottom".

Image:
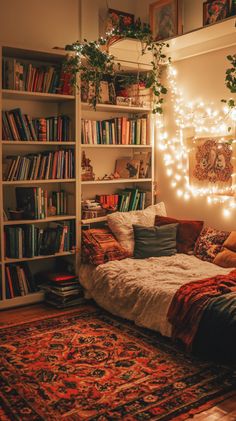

{"left": 106, "top": 9, "right": 135, "bottom": 34}
{"left": 149, "top": 0, "right": 182, "bottom": 41}
{"left": 203, "top": 0, "right": 230, "bottom": 26}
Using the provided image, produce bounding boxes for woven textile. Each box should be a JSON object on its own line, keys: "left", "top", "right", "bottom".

{"left": 0, "top": 305, "right": 235, "bottom": 420}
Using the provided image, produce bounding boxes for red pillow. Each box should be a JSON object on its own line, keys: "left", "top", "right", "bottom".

{"left": 155, "top": 215, "right": 204, "bottom": 254}
{"left": 82, "top": 227, "right": 129, "bottom": 266}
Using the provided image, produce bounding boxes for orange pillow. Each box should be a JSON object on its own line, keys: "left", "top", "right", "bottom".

{"left": 214, "top": 248, "right": 236, "bottom": 268}
{"left": 155, "top": 215, "right": 203, "bottom": 254}
{"left": 223, "top": 231, "right": 236, "bottom": 252}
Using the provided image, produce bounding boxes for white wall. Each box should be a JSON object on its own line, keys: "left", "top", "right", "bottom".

{"left": 156, "top": 45, "right": 236, "bottom": 231}
{"left": 0, "top": 0, "right": 80, "bottom": 50}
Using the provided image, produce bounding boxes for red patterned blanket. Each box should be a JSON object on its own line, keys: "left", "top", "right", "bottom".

{"left": 167, "top": 269, "right": 236, "bottom": 350}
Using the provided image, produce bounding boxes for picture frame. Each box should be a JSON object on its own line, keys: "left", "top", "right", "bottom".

{"left": 203, "top": 0, "right": 230, "bottom": 26}
{"left": 106, "top": 9, "right": 135, "bottom": 34}
{"left": 149, "top": 0, "right": 182, "bottom": 41}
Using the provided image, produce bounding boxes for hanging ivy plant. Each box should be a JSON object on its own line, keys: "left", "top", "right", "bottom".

{"left": 221, "top": 54, "right": 236, "bottom": 109}
{"left": 64, "top": 18, "right": 170, "bottom": 113}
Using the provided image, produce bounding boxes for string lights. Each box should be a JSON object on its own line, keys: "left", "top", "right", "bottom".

{"left": 156, "top": 64, "right": 236, "bottom": 218}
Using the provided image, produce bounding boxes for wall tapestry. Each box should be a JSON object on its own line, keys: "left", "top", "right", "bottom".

{"left": 189, "top": 138, "right": 235, "bottom": 191}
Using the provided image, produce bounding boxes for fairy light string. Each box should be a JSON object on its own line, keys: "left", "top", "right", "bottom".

{"left": 156, "top": 64, "right": 236, "bottom": 218}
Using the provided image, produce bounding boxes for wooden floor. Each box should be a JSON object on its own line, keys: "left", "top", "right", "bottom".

{"left": 0, "top": 303, "right": 236, "bottom": 421}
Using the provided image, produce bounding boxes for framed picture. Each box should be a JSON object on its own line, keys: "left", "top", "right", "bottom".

{"left": 188, "top": 137, "right": 235, "bottom": 191}
{"left": 203, "top": 0, "right": 230, "bottom": 26}
{"left": 115, "top": 158, "right": 140, "bottom": 179}
{"left": 106, "top": 9, "right": 135, "bottom": 34}
{"left": 149, "top": 0, "right": 182, "bottom": 41}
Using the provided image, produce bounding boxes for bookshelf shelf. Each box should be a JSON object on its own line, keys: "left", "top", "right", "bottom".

{"left": 2, "top": 141, "right": 76, "bottom": 146}
{"left": 81, "top": 144, "right": 152, "bottom": 148}
{"left": 81, "top": 215, "right": 108, "bottom": 224}
{"left": 81, "top": 178, "right": 152, "bottom": 185}
{"left": 81, "top": 102, "right": 151, "bottom": 113}
{"left": 2, "top": 89, "right": 75, "bottom": 102}
{"left": 0, "top": 44, "right": 79, "bottom": 308}
{"left": 4, "top": 215, "right": 76, "bottom": 225}
{"left": 3, "top": 250, "right": 76, "bottom": 264}
{"left": 0, "top": 291, "right": 45, "bottom": 310}
{"left": 3, "top": 179, "right": 76, "bottom": 185}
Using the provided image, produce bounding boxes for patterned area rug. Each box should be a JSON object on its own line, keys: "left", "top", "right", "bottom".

{"left": 0, "top": 304, "right": 235, "bottom": 420}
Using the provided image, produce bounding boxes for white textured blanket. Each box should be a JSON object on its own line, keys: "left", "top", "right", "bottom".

{"left": 79, "top": 254, "right": 230, "bottom": 337}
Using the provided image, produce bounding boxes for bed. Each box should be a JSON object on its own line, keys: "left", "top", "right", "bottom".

{"left": 80, "top": 204, "right": 236, "bottom": 362}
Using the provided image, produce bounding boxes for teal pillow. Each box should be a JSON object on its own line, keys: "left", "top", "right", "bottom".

{"left": 133, "top": 223, "right": 178, "bottom": 259}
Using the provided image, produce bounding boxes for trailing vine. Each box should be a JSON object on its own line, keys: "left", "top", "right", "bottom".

{"left": 64, "top": 17, "right": 170, "bottom": 113}
{"left": 221, "top": 54, "right": 236, "bottom": 109}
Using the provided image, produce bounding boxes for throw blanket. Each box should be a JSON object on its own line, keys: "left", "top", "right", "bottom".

{"left": 193, "top": 291, "right": 236, "bottom": 362}
{"left": 167, "top": 269, "right": 236, "bottom": 351}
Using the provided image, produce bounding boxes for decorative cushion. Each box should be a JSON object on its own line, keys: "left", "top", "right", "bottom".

{"left": 213, "top": 231, "right": 236, "bottom": 268}
{"left": 82, "top": 227, "right": 128, "bottom": 266}
{"left": 133, "top": 223, "right": 178, "bottom": 259}
{"left": 155, "top": 215, "right": 204, "bottom": 254}
{"left": 213, "top": 248, "right": 236, "bottom": 268}
{"left": 194, "top": 226, "right": 229, "bottom": 263}
{"left": 223, "top": 231, "right": 236, "bottom": 252}
{"left": 107, "top": 202, "right": 167, "bottom": 255}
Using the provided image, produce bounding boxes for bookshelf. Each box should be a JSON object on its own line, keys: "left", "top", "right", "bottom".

{"left": 80, "top": 89, "right": 155, "bottom": 225}
{"left": 0, "top": 44, "right": 80, "bottom": 309}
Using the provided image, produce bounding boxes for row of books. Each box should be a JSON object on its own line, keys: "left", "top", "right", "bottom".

{"left": 81, "top": 116, "right": 149, "bottom": 145}
{"left": 5, "top": 221, "right": 75, "bottom": 258}
{"left": 4, "top": 149, "right": 74, "bottom": 181}
{"left": 14, "top": 187, "right": 68, "bottom": 219}
{"left": 4, "top": 263, "right": 37, "bottom": 299}
{"left": 39, "top": 271, "right": 84, "bottom": 308}
{"left": 97, "top": 188, "right": 147, "bottom": 213}
{"left": 2, "top": 58, "right": 73, "bottom": 95}
{"left": 2, "top": 108, "right": 71, "bottom": 141}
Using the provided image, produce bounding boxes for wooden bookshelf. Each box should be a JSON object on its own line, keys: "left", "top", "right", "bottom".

{"left": 0, "top": 44, "right": 79, "bottom": 309}
{"left": 81, "top": 178, "right": 152, "bottom": 185}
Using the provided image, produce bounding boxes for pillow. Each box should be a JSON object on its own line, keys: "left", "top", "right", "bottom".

{"left": 213, "top": 248, "right": 236, "bottom": 268}
{"left": 107, "top": 202, "right": 167, "bottom": 255}
{"left": 82, "top": 227, "right": 129, "bottom": 266}
{"left": 133, "top": 223, "right": 178, "bottom": 259}
{"left": 213, "top": 231, "right": 236, "bottom": 268}
{"left": 155, "top": 215, "right": 203, "bottom": 254}
{"left": 223, "top": 231, "right": 236, "bottom": 252}
{"left": 194, "top": 226, "right": 229, "bottom": 263}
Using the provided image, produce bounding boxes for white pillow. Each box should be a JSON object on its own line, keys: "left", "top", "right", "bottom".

{"left": 107, "top": 202, "right": 167, "bottom": 255}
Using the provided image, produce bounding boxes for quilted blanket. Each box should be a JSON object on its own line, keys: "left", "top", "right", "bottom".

{"left": 79, "top": 254, "right": 230, "bottom": 337}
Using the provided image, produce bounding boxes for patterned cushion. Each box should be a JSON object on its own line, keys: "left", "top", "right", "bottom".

{"left": 214, "top": 231, "right": 236, "bottom": 268}
{"left": 107, "top": 202, "right": 167, "bottom": 255}
{"left": 155, "top": 215, "right": 204, "bottom": 254}
{"left": 82, "top": 227, "right": 129, "bottom": 266}
{"left": 194, "top": 226, "right": 229, "bottom": 262}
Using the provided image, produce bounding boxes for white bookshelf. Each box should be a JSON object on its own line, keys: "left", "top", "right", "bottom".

{"left": 0, "top": 44, "right": 79, "bottom": 309}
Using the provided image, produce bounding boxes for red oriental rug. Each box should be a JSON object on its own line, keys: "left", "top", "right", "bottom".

{"left": 0, "top": 304, "right": 235, "bottom": 420}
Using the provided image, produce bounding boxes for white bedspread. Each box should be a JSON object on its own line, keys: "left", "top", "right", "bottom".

{"left": 79, "top": 254, "right": 230, "bottom": 337}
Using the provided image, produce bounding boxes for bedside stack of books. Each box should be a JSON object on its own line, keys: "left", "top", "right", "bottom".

{"left": 40, "top": 272, "right": 85, "bottom": 308}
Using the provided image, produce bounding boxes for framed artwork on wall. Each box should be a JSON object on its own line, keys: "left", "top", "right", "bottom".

{"left": 203, "top": 0, "right": 230, "bottom": 26}
{"left": 106, "top": 9, "right": 135, "bottom": 34}
{"left": 188, "top": 137, "right": 235, "bottom": 192}
{"left": 149, "top": 0, "right": 182, "bottom": 41}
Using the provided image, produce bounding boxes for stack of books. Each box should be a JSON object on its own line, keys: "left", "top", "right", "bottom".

{"left": 81, "top": 115, "right": 149, "bottom": 145}
{"left": 4, "top": 149, "right": 74, "bottom": 181}
{"left": 81, "top": 199, "right": 106, "bottom": 220}
{"left": 4, "top": 263, "right": 38, "bottom": 299}
{"left": 2, "top": 58, "right": 73, "bottom": 95}
{"left": 5, "top": 220, "right": 75, "bottom": 258}
{"left": 2, "top": 108, "right": 71, "bottom": 142}
{"left": 41, "top": 272, "right": 85, "bottom": 308}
